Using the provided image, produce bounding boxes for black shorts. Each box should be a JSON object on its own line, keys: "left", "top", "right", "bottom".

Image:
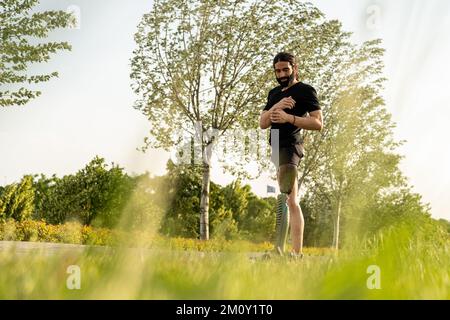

{"left": 271, "top": 144, "right": 304, "bottom": 168}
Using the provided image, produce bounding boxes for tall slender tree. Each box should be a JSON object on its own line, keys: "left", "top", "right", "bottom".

{"left": 131, "top": 0, "right": 354, "bottom": 240}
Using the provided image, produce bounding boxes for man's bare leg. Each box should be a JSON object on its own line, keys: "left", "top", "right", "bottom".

{"left": 286, "top": 177, "right": 304, "bottom": 255}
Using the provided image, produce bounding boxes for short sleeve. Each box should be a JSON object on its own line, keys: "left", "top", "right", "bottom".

{"left": 263, "top": 89, "right": 275, "bottom": 111}
{"left": 304, "top": 86, "right": 321, "bottom": 112}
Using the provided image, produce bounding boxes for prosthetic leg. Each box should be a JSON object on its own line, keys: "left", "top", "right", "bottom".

{"left": 274, "top": 164, "right": 297, "bottom": 255}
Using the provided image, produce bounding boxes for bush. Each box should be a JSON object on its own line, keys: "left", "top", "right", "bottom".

{"left": 33, "top": 157, "right": 135, "bottom": 227}
{"left": 0, "top": 176, "right": 34, "bottom": 222}
{"left": 211, "top": 207, "right": 240, "bottom": 240}
{"left": 0, "top": 219, "right": 278, "bottom": 252}
{"left": 0, "top": 219, "right": 17, "bottom": 241}
{"left": 0, "top": 219, "right": 110, "bottom": 245}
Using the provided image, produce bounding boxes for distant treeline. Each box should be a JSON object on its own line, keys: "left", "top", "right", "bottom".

{"left": 1, "top": 156, "right": 448, "bottom": 247}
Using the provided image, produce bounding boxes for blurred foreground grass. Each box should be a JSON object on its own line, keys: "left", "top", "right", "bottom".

{"left": 1, "top": 225, "right": 449, "bottom": 299}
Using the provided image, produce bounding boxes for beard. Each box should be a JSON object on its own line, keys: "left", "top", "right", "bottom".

{"left": 276, "top": 72, "right": 296, "bottom": 88}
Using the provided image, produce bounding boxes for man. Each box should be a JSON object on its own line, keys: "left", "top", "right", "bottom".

{"left": 259, "top": 52, "right": 323, "bottom": 258}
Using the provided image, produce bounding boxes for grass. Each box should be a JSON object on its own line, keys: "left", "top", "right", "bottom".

{"left": 0, "top": 225, "right": 449, "bottom": 299}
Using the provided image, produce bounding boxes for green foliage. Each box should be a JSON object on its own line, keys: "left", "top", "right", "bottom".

{"left": 130, "top": 0, "right": 351, "bottom": 181}
{"left": 301, "top": 194, "right": 334, "bottom": 248}
{"left": 0, "top": 218, "right": 278, "bottom": 252}
{"left": 118, "top": 173, "right": 164, "bottom": 233}
{"left": 159, "top": 160, "right": 203, "bottom": 238}
{"left": 31, "top": 158, "right": 163, "bottom": 231}
{"left": 211, "top": 207, "right": 240, "bottom": 240}
{"left": 0, "top": 155, "right": 444, "bottom": 249}
{"left": 32, "top": 156, "right": 134, "bottom": 227}
{"left": 437, "top": 218, "right": 450, "bottom": 233}
{"left": 0, "top": 219, "right": 108, "bottom": 245}
{"left": 297, "top": 36, "right": 411, "bottom": 249}
{"left": 300, "top": 186, "right": 436, "bottom": 248}
{"left": 242, "top": 196, "right": 277, "bottom": 242}
{"left": 130, "top": 0, "right": 420, "bottom": 242}
{"left": 221, "top": 180, "right": 250, "bottom": 226}
{"left": 0, "top": 175, "right": 34, "bottom": 221}
{"left": 158, "top": 160, "right": 276, "bottom": 240}
{"left": 0, "top": 0, "right": 73, "bottom": 107}
{"left": 361, "top": 188, "right": 433, "bottom": 237}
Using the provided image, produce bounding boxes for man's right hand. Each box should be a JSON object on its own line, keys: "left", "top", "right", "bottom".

{"left": 271, "top": 96, "right": 295, "bottom": 111}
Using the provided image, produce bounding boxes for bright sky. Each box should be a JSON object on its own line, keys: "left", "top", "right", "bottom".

{"left": 1, "top": 0, "right": 449, "bottom": 220}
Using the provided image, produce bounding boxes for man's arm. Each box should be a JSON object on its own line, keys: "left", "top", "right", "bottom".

{"left": 260, "top": 111, "right": 272, "bottom": 129}
{"left": 292, "top": 110, "right": 323, "bottom": 131}
{"left": 260, "top": 97, "right": 295, "bottom": 129}
{"left": 270, "top": 109, "right": 323, "bottom": 131}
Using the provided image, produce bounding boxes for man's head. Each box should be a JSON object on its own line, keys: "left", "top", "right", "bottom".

{"left": 273, "top": 52, "right": 299, "bottom": 88}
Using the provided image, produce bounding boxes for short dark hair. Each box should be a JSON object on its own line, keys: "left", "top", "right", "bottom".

{"left": 273, "top": 52, "right": 299, "bottom": 80}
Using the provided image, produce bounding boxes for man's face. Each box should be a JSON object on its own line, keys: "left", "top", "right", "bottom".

{"left": 274, "top": 61, "right": 295, "bottom": 88}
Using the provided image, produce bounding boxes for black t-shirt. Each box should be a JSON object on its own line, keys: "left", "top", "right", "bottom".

{"left": 263, "top": 81, "right": 321, "bottom": 147}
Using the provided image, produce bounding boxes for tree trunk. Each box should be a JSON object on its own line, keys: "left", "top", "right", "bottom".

{"left": 332, "top": 197, "right": 342, "bottom": 251}
{"left": 200, "top": 141, "right": 213, "bottom": 240}
{"left": 200, "top": 163, "right": 211, "bottom": 240}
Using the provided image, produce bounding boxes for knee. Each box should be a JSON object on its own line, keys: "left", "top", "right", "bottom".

{"left": 287, "top": 196, "right": 298, "bottom": 208}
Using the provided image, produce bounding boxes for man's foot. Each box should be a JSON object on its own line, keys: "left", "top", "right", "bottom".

{"left": 258, "top": 248, "right": 283, "bottom": 261}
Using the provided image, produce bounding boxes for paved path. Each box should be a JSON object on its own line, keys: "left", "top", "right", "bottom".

{"left": 0, "top": 240, "right": 106, "bottom": 256}
{"left": 0, "top": 241, "right": 333, "bottom": 263}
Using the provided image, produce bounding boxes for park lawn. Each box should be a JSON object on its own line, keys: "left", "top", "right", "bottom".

{"left": 0, "top": 227, "right": 449, "bottom": 299}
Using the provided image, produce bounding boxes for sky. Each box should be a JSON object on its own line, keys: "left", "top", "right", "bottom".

{"left": 1, "top": 0, "right": 449, "bottom": 220}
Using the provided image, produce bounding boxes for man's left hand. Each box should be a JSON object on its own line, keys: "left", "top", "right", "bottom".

{"left": 270, "top": 109, "right": 290, "bottom": 124}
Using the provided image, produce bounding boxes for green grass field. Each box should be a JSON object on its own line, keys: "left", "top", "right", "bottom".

{"left": 1, "top": 225, "right": 449, "bottom": 300}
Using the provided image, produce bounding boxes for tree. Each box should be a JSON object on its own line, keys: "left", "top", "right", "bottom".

{"left": 131, "top": 0, "right": 348, "bottom": 240}
{"left": 157, "top": 159, "right": 274, "bottom": 240}
{"left": 301, "top": 191, "right": 334, "bottom": 247}
{"left": 159, "top": 160, "right": 203, "bottom": 238}
{"left": 0, "top": 175, "right": 34, "bottom": 221}
{"left": 221, "top": 179, "right": 251, "bottom": 227}
{"left": 243, "top": 195, "right": 276, "bottom": 242}
{"left": 437, "top": 218, "right": 450, "bottom": 234}
{"left": 34, "top": 156, "right": 134, "bottom": 227}
{"left": 76, "top": 157, "right": 134, "bottom": 227}
{"left": 297, "top": 36, "right": 411, "bottom": 250}
{"left": 157, "top": 159, "right": 230, "bottom": 238}
{"left": 31, "top": 172, "right": 57, "bottom": 221}
{"left": 0, "top": 0, "right": 73, "bottom": 107}
{"left": 362, "top": 187, "right": 432, "bottom": 237}
{"left": 118, "top": 173, "right": 164, "bottom": 233}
